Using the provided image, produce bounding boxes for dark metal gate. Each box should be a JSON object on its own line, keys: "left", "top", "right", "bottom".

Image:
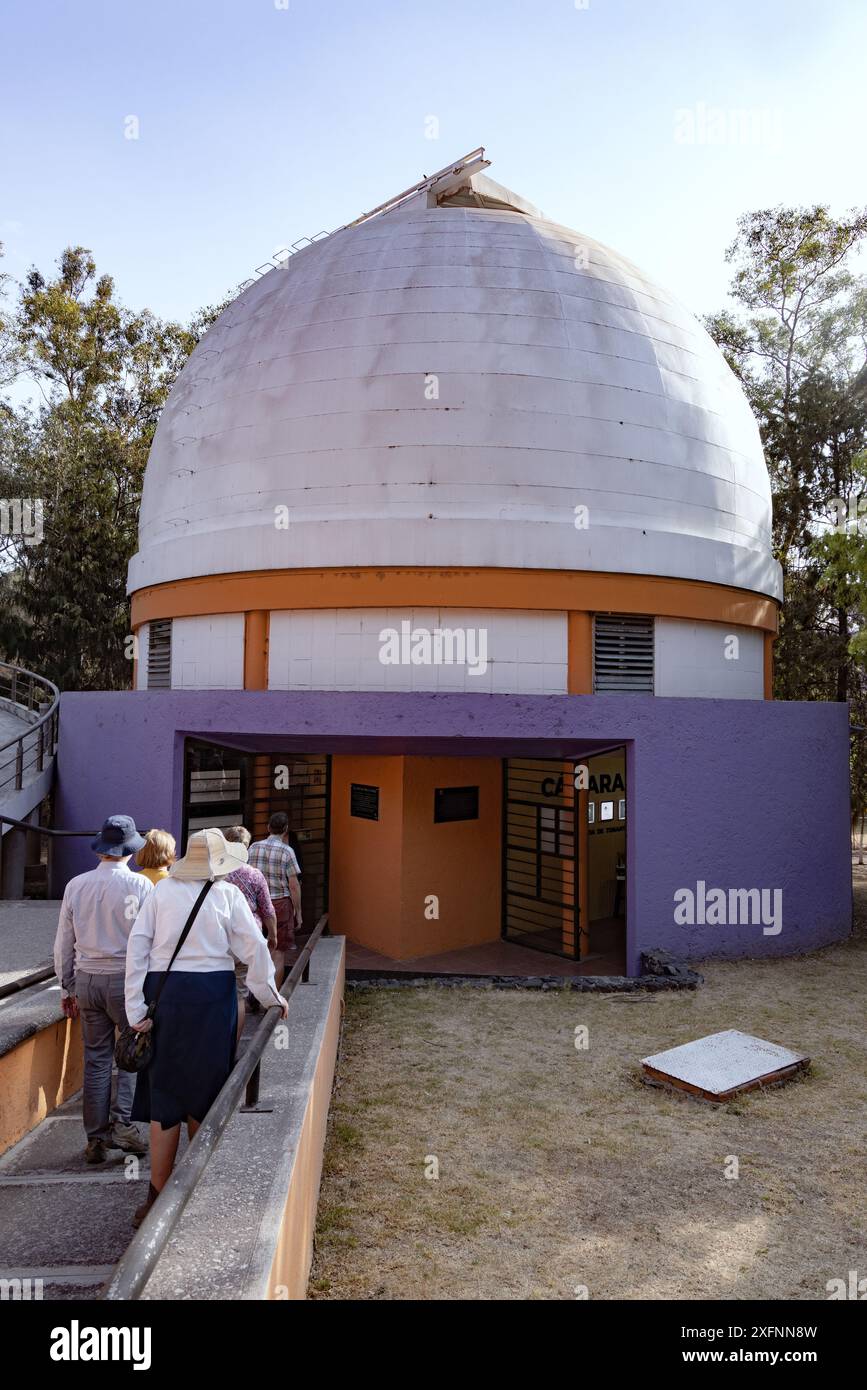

{"left": 249, "top": 753, "right": 330, "bottom": 927}
{"left": 182, "top": 742, "right": 330, "bottom": 928}
{"left": 502, "top": 759, "right": 578, "bottom": 958}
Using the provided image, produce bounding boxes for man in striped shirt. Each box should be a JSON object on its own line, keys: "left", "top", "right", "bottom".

{"left": 247, "top": 813, "right": 302, "bottom": 985}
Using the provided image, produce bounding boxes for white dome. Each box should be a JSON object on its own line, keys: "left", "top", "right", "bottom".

{"left": 129, "top": 169, "right": 781, "bottom": 600}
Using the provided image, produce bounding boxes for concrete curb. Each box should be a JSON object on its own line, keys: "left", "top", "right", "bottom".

{"left": 140, "top": 937, "right": 345, "bottom": 1300}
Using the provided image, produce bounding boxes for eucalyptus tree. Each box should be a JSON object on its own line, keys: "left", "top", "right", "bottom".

{"left": 707, "top": 204, "right": 867, "bottom": 822}
{"left": 0, "top": 246, "right": 229, "bottom": 688}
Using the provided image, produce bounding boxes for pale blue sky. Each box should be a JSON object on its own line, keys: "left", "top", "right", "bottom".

{"left": 1, "top": 0, "right": 865, "bottom": 342}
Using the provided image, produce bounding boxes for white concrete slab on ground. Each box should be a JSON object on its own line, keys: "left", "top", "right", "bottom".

{"left": 642, "top": 1029, "right": 810, "bottom": 1100}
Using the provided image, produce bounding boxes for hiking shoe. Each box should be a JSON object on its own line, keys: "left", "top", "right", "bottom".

{"left": 85, "top": 1139, "right": 106, "bottom": 1164}
{"left": 108, "top": 1122, "right": 148, "bottom": 1155}
{"left": 132, "top": 1182, "right": 159, "bottom": 1229}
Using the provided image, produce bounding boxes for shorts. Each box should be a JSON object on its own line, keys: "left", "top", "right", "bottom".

{"left": 234, "top": 961, "right": 249, "bottom": 1001}
{"left": 274, "top": 896, "right": 296, "bottom": 952}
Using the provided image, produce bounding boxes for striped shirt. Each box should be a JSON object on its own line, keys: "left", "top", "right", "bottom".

{"left": 247, "top": 835, "right": 301, "bottom": 903}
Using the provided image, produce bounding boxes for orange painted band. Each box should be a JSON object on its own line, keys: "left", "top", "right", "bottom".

{"left": 131, "top": 567, "right": 779, "bottom": 633}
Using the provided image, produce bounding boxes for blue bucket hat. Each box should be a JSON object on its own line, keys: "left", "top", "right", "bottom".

{"left": 91, "top": 814, "right": 147, "bottom": 858}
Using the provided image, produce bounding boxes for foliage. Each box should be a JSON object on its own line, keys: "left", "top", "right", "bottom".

{"left": 0, "top": 246, "right": 233, "bottom": 689}
{"left": 706, "top": 205, "right": 867, "bottom": 817}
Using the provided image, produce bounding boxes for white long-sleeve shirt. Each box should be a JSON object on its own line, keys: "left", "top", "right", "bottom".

{"left": 125, "top": 876, "right": 284, "bottom": 1025}
{"left": 54, "top": 860, "right": 153, "bottom": 996}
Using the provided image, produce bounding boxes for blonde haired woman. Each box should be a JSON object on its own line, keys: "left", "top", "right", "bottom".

{"left": 125, "top": 827, "right": 287, "bottom": 1227}
{"left": 135, "top": 828, "right": 176, "bottom": 885}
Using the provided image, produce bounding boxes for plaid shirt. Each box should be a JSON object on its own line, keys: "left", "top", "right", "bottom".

{"left": 247, "top": 835, "right": 301, "bottom": 903}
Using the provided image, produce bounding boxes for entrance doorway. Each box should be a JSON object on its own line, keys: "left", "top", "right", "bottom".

{"left": 503, "top": 759, "right": 577, "bottom": 957}
{"left": 584, "top": 748, "right": 627, "bottom": 967}
{"left": 249, "top": 753, "right": 330, "bottom": 926}
{"left": 502, "top": 751, "right": 626, "bottom": 968}
{"left": 182, "top": 741, "right": 330, "bottom": 927}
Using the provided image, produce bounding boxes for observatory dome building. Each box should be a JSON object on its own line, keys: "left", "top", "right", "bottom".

{"left": 55, "top": 152, "right": 849, "bottom": 974}
{"left": 129, "top": 150, "right": 780, "bottom": 700}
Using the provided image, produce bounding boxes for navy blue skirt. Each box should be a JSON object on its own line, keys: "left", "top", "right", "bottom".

{"left": 131, "top": 970, "right": 237, "bottom": 1130}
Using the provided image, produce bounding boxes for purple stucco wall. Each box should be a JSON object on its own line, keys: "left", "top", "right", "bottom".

{"left": 53, "top": 690, "right": 852, "bottom": 974}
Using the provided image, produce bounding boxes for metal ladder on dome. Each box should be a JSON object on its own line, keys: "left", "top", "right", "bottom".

{"left": 239, "top": 146, "right": 490, "bottom": 288}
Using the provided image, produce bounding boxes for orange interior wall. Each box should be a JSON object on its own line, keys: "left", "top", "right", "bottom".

{"left": 328, "top": 755, "right": 405, "bottom": 959}
{"left": 400, "top": 757, "right": 502, "bottom": 957}
{"left": 328, "top": 754, "right": 501, "bottom": 960}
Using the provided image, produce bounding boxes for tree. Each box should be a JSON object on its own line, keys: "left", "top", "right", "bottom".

{"left": 0, "top": 243, "right": 22, "bottom": 392}
{"left": 706, "top": 204, "right": 867, "bottom": 822}
{"left": 0, "top": 246, "right": 231, "bottom": 689}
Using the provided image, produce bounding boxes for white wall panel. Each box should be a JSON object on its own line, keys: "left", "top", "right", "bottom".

{"left": 136, "top": 624, "right": 149, "bottom": 689}
{"left": 268, "top": 609, "right": 568, "bottom": 694}
{"left": 655, "top": 619, "right": 764, "bottom": 699}
{"left": 170, "top": 615, "right": 244, "bottom": 690}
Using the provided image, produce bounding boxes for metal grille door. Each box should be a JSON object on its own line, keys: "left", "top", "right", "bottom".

{"left": 503, "top": 759, "right": 577, "bottom": 958}
{"left": 250, "top": 754, "right": 330, "bottom": 926}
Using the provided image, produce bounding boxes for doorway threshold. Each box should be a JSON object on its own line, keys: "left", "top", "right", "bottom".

{"left": 344, "top": 939, "right": 702, "bottom": 990}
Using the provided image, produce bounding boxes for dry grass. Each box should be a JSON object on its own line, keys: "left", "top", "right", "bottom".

{"left": 309, "top": 868, "right": 867, "bottom": 1300}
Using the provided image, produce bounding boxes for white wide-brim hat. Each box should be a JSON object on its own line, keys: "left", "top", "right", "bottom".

{"left": 169, "top": 827, "right": 248, "bottom": 881}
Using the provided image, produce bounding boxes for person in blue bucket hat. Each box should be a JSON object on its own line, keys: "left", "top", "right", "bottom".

{"left": 90, "top": 814, "right": 148, "bottom": 857}
{"left": 54, "top": 815, "right": 154, "bottom": 1163}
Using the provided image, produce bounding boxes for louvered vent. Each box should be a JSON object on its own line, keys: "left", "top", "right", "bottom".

{"left": 147, "top": 619, "right": 172, "bottom": 690}
{"left": 593, "top": 615, "right": 654, "bottom": 694}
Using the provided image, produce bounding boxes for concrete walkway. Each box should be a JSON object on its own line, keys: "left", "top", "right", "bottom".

{"left": 0, "top": 991, "right": 261, "bottom": 1300}
{"left": 0, "top": 704, "right": 40, "bottom": 800}
{"left": 0, "top": 901, "right": 60, "bottom": 989}
{"left": 0, "top": 1089, "right": 153, "bottom": 1299}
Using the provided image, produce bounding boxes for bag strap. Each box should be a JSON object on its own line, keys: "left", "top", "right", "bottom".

{"left": 146, "top": 880, "right": 213, "bottom": 1019}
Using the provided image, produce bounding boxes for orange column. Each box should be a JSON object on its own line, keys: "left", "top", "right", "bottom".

{"left": 244, "top": 610, "right": 270, "bottom": 690}
{"left": 567, "top": 612, "right": 593, "bottom": 694}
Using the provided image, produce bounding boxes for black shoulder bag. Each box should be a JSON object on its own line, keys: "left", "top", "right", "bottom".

{"left": 115, "top": 880, "right": 213, "bottom": 1073}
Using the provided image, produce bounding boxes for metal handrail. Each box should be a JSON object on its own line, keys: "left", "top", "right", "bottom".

{"left": 0, "top": 663, "right": 60, "bottom": 799}
{"left": 0, "top": 964, "right": 55, "bottom": 1000}
{"left": 103, "top": 912, "right": 329, "bottom": 1301}
{"left": 0, "top": 812, "right": 94, "bottom": 836}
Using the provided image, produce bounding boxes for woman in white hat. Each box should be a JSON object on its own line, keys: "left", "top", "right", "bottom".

{"left": 124, "top": 827, "right": 288, "bottom": 1228}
